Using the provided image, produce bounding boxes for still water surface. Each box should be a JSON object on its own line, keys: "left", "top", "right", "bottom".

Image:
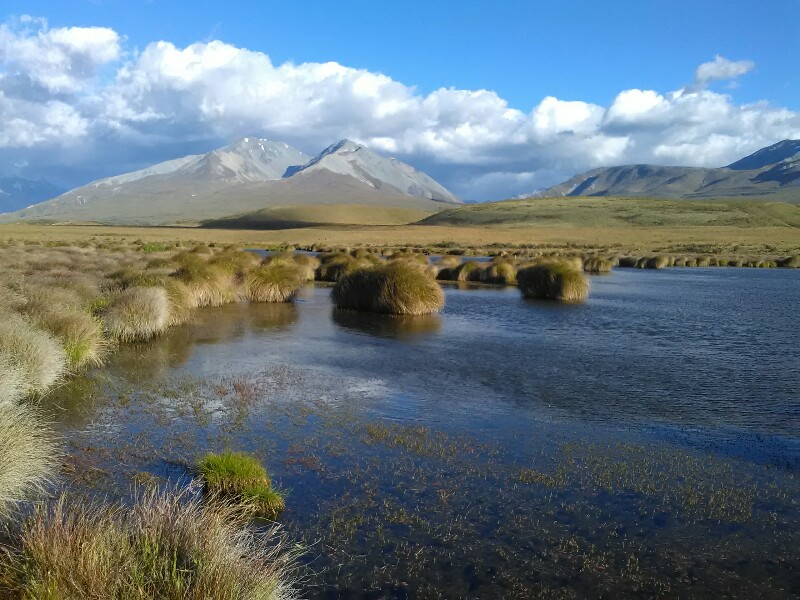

{"left": 48, "top": 268, "right": 800, "bottom": 598}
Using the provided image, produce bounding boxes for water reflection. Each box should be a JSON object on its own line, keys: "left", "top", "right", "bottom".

{"left": 45, "top": 301, "right": 300, "bottom": 426}
{"left": 332, "top": 308, "right": 442, "bottom": 339}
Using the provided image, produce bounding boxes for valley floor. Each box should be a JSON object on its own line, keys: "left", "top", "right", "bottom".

{"left": 1, "top": 222, "right": 798, "bottom": 257}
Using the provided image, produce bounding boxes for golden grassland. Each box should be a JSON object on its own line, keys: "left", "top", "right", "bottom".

{"left": 1, "top": 222, "right": 798, "bottom": 256}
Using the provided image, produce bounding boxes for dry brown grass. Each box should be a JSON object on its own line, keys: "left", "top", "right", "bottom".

{"left": 0, "top": 313, "right": 67, "bottom": 396}
{"left": 0, "top": 485, "right": 297, "bottom": 599}
{"left": 2, "top": 222, "right": 796, "bottom": 258}
{"left": 0, "top": 401, "right": 60, "bottom": 518}
{"left": 332, "top": 262, "right": 445, "bottom": 315}
{"left": 244, "top": 263, "right": 303, "bottom": 303}
{"left": 103, "top": 287, "right": 170, "bottom": 342}
{"left": 518, "top": 262, "right": 590, "bottom": 302}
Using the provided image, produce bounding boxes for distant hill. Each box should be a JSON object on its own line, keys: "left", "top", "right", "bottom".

{"left": 536, "top": 140, "right": 800, "bottom": 201}
{"left": 0, "top": 176, "right": 64, "bottom": 213}
{"left": 1, "top": 138, "right": 459, "bottom": 225}
{"left": 419, "top": 197, "right": 800, "bottom": 229}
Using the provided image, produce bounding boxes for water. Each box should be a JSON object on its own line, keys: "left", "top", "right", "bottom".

{"left": 46, "top": 268, "right": 800, "bottom": 598}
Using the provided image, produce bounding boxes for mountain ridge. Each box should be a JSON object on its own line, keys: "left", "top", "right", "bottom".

{"left": 1, "top": 137, "right": 459, "bottom": 225}
{"left": 535, "top": 139, "right": 800, "bottom": 202}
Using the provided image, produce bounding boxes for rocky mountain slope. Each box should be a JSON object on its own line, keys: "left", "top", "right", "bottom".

{"left": 2, "top": 138, "right": 458, "bottom": 225}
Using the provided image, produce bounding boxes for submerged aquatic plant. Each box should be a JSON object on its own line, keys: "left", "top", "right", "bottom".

{"left": 332, "top": 262, "right": 445, "bottom": 315}
{"left": 517, "top": 262, "right": 589, "bottom": 302}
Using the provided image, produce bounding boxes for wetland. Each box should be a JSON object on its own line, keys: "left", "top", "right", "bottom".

{"left": 40, "top": 267, "right": 800, "bottom": 598}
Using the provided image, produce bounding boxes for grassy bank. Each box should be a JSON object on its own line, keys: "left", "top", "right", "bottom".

{"left": 2, "top": 218, "right": 798, "bottom": 260}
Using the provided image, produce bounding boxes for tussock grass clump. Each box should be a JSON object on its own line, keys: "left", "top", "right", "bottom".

{"left": 198, "top": 451, "right": 285, "bottom": 520}
{"left": 0, "top": 359, "right": 26, "bottom": 404}
{"left": 103, "top": 287, "right": 170, "bottom": 342}
{"left": 583, "top": 256, "right": 615, "bottom": 273}
{"left": 290, "top": 253, "right": 321, "bottom": 281}
{"left": 434, "top": 256, "right": 463, "bottom": 280}
{"left": 173, "top": 255, "right": 238, "bottom": 307}
{"left": 518, "top": 262, "right": 590, "bottom": 302}
{"left": 0, "top": 485, "right": 295, "bottom": 598}
{"left": 316, "top": 253, "right": 375, "bottom": 282}
{"left": 31, "top": 309, "right": 107, "bottom": 371}
{"left": 481, "top": 261, "right": 517, "bottom": 285}
{"left": 244, "top": 263, "right": 303, "bottom": 303}
{"left": 0, "top": 314, "right": 67, "bottom": 396}
{"left": 454, "top": 261, "right": 483, "bottom": 282}
{"left": 208, "top": 248, "right": 260, "bottom": 275}
{"left": 778, "top": 255, "right": 800, "bottom": 268}
{"left": 0, "top": 402, "right": 60, "bottom": 518}
{"left": 332, "top": 262, "right": 445, "bottom": 315}
{"left": 644, "top": 256, "right": 670, "bottom": 269}
{"left": 15, "top": 287, "right": 107, "bottom": 370}
{"left": 695, "top": 256, "right": 711, "bottom": 267}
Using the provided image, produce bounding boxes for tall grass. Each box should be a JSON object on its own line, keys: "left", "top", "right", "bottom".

{"left": 103, "top": 287, "right": 170, "bottom": 342}
{"left": 0, "top": 359, "right": 26, "bottom": 405}
{"left": 244, "top": 263, "right": 303, "bottom": 303}
{"left": 173, "top": 255, "right": 238, "bottom": 307}
{"left": 481, "top": 261, "right": 517, "bottom": 285}
{"left": 332, "top": 262, "right": 445, "bottom": 315}
{"left": 517, "top": 262, "right": 590, "bottom": 302}
{"left": 0, "top": 313, "right": 67, "bottom": 396}
{"left": 290, "top": 253, "right": 321, "bottom": 282}
{"left": 0, "top": 402, "right": 60, "bottom": 518}
{"left": 0, "top": 485, "right": 296, "bottom": 599}
{"left": 583, "top": 256, "right": 615, "bottom": 274}
{"left": 316, "top": 253, "right": 375, "bottom": 282}
{"left": 454, "top": 261, "right": 483, "bottom": 282}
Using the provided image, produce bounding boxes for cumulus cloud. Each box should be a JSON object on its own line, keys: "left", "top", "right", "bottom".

{"left": 693, "top": 55, "right": 755, "bottom": 89}
{"left": 0, "top": 16, "right": 120, "bottom": 93}
{"left": 1, "top": 17, "right": 798, "bottom": 199}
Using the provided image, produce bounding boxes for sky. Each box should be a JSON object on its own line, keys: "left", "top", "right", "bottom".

{"left": 1, "top": 0, "right": 798, "bottom": 200}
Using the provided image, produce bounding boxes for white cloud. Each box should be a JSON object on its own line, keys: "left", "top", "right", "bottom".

{"left": 693, "top": 55, "right": 755, "bottom": 89}
{"left": 1, "top": 19, "right": 798, "bottom": 200}
{"left": 0, "top": 17, "right": 120, "bottom": 93}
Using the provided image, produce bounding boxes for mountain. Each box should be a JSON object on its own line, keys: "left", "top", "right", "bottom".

{"left": 286, "top": 140, "right": 458, "bottom": 203}
{"left": 0, "top": 176, "right": 64, "bottom": 213}
{"left": 726, "top": 139, "right": 800, "bottom": 170}
{"left": 536, "top": 140, "right": 800, "bottom": 202}
{"left": 1, "top": 138, "right": 459, "bottom": 225}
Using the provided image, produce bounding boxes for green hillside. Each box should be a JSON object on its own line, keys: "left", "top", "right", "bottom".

{"left": 418, "top": 197, "right": 800, "bottom": 229}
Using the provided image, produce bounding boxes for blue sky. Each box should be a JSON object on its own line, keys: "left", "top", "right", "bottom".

{"left": 1, "top": 0, "right": 798, "bottom": 198}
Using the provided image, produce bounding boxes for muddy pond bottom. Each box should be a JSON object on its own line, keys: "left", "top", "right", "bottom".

{"left": 47, "top": 268, "right": 800, "bottom": 598}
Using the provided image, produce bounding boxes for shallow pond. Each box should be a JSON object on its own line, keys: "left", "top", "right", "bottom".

{"left": 46, "top": 268, "right": 800, "bottom": 598}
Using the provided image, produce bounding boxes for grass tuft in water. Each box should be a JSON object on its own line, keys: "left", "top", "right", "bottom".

{"left": 198, "top": 451, "right": 285, "bottom": 520}
{"left": 244, "top": 263, "right": 303, "bottom": 303}
{"left": 332, "top": 262, "right": 445, "bottom": 315}
{"left": 517, "top": 261, "right": 589, "bottom": 302}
